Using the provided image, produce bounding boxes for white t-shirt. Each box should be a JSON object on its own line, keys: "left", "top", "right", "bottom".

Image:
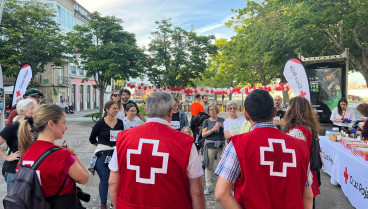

{"left": 108, "top": 118, "right": 204, "bottom": 179}
{"left": 224, "top": 117, "right": 245, "bottom": 136}
{"left": 123, "top": 117, "right": 140, "bottom": 129}
{"left": 330, "top": 107, "right": 355, "bottom": 127}
{"left": 116, "top": 112, "right": 124, "bottom": 120}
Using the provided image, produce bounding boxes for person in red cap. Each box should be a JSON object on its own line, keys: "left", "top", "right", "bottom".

{"left": 109, "top": 91, "right": 205, "bottom": 209}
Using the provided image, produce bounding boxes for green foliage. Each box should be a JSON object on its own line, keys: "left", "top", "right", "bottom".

{"left": 67, "top": 12, "right": 144, "bottom": 115}
{"left": 0, "top": 0, "right": 66, "bottom": 77}
{"left": 138, "top": 106, "right": 146, "bottom": 116}
{"left": 147, "top": 19, "right": 217, "bottom": 87}
{"left": 221, "top": 0, "right": 368, "bottom": 86}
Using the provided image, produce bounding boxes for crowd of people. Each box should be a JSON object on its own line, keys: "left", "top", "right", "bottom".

{"left": 0, "top": 87, "right": 367, "bottom": 209}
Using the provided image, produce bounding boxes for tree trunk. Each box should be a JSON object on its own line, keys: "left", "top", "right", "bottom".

{"left": 99, "top": 85, "right": 106, "bottom": 117}
{"left": 359, "top": 70, "right": 368, "bottom": 88}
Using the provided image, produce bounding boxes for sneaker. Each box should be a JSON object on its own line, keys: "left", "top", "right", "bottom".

{"left": 204, "top": 186, "right": 213, "bottom": 195}
{"left": 100, "top": 203, "right": 107, "bottom": 209}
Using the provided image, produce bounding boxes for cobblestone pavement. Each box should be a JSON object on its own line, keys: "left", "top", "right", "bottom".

{"left": 0, "top": 109, "right": 355, "bottom": 209}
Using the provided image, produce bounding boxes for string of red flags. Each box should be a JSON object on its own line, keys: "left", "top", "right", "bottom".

{"left": 126, "top": 82, "right": 290, "bottom": 96}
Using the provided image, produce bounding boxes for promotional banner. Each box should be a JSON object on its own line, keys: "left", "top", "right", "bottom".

{"left": 12, "top": 65, "right": 32, "bottom": 106}
{"left": 283, "top": 58, "right": 310, "bottom": 101}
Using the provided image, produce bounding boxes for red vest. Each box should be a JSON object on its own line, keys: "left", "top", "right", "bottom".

{"left": 232, "top": 127, "right": 310, "bottom": 209}
{"left": 293, "top": 126, "right": 321, "bottom": 197}
{"left": 116, "top": 122, "right": 194, "bottom": 209}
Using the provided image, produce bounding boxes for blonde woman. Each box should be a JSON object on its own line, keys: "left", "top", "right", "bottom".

{"left": 18, "top": 104, "right": 89, "bottom": 208}
{"left": 109, "top": 90, "right": 124, "bottom": 120}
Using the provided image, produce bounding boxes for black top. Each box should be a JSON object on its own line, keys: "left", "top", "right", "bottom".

{"left": 171, "top": 112, "right": 180, "bottom": 130}
{"left": 0, "top": 122, "right": 20, "bottom": 173}
{"left": 89, "top": 118, "right": 124, "bottom": 147}
{"left": 276, "top": 109, "right": 285, "bottom": 119}
{"left": 172, "top": 112, "right": 180, "bottom": 122}
{"left": 123, "top": 100, "right": 140, "bottom": 114}
{"left": 275, "top": 109, "right": 286, "bottom": 129}
{"left": 202, "top": 117, "right": 225, "bottom": 148}
{"left": 362, "top": 120, "right": 368, "bottom": 138}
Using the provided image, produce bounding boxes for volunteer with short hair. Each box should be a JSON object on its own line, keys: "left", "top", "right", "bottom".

{"left": 224, "top": 100, "right": 245, "bottom": 141}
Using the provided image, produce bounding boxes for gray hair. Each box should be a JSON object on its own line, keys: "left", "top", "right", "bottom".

{"left": 146, "top": 91, "right": 174, "bottom": 118}
{"left": 226, "top": 100, "right": 238, "bottom": 110}
{"left": 17, "top": 99, "right": 37, "bottom": 115}
{"left": 13, "top": 99, "right": 37, "bottom": 122}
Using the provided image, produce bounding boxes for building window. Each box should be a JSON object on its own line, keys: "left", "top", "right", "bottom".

{"left": 57, "top": 5, "right": 61, "bottom": 25}
{"left": 70, "top": 65, "right": 77, "bottom": 75}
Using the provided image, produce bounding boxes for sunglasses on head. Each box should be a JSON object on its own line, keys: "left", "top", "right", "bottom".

{"left": 112, "top": 94, "right": 121, "bottom": 97}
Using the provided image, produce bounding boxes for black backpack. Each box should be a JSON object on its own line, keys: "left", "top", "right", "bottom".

{"left": 190, "top": 112, "right": 210, "bottom": 135}
{"left": 3, "top": 147, "right": 63, "bottom": 209}
{"left": 190, "top": 112, "right": 210, "bottom": 149}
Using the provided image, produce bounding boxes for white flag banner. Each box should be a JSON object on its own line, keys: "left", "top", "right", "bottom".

{"left": 0, "top": 65, "right": 3, "bottom": 88}
{"left": 283, "top": 58, "right": 310, "bottom": 101}
{"left": 12, "top": 65, "right": 32, "bottom": 106}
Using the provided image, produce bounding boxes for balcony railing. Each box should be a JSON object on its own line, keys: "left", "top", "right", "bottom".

{"left": 58, "top": 76, "right": 70, "bottom": 86}
{"left": 3, "top": 76, "right": 16, "bottom": 86}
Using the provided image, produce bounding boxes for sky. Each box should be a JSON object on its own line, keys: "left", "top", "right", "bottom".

{"left": 76, "top": 0, "right": 246, "bottom": 47}
{"left": 75, "top": 0, "right": 366, "bottom": 85}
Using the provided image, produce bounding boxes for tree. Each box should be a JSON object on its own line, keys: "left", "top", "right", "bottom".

{"left": 147, "top": 19, "right": 217, "bottom": 87}
{"left": 227, "top": 0, "right": 368, "bottom": 86}
{"left": 195, "top": 38, "right": 244, "bottom": 100}
{"left": 292, "top": 0, "right": 368, "bottom": 86}
{"left": 0, "top": 0, "right": 66, "bottom": 80}
{"left": 67, "top": 12, "right": 144, "bottom": 115}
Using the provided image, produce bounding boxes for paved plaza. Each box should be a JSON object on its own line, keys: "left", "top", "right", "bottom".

{"left": 0, "top": 109, "right": 356, "bottom": 209}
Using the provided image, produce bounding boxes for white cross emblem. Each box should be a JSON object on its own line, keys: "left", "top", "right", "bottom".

{"left": 260, "top": 138, "right": 296, "bottom": 177}
{"left": 127, "top": 138, "right": 169, "bottom": 184}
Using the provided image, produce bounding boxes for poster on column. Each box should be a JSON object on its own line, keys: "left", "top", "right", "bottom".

{"left": 12, "top": 65, "right": 32, "bottom": 106}
{"left": 283, "top": 58, "right": 310, "bottom": 101}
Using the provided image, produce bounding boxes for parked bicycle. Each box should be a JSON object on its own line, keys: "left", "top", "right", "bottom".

{"left": 92, "top": 112, "right": 100, "bottom": 122}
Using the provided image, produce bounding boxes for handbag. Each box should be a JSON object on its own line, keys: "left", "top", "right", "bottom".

{"left": 310, "top": 133, "right": 322, "bottom": 171}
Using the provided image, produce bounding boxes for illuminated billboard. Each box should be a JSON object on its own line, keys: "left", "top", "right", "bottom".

{"left": 305, "top": 63, "right": 346, "bottom": 122}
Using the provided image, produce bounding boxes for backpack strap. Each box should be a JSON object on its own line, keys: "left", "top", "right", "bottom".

{"left": 31, "top": 147, "right": 61, "bottom": 170}
{"left": 48, "top": 174, "right": 68, "bottom": 205}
